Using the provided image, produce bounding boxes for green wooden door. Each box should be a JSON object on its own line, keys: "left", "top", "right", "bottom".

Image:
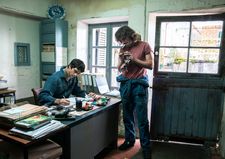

{"left": 150, "top": 13, "right": 225, "bottom": 145}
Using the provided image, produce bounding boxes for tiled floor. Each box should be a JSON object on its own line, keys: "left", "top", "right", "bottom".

{"left": 100, "top": 138, "right": 223, "bottom": 159}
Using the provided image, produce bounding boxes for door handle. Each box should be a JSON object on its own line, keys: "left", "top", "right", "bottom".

{"left": 154, "top": 51, "right": 159, "bottom": 56}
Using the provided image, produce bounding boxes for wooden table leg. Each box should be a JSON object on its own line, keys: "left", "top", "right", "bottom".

{"left": 23, "top": 148, "right": 28, "bottom": 159}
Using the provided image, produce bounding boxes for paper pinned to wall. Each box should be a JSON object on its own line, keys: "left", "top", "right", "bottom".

{"left": 56, "top": 47, "right": 67, "bottom": 71}
{"left": 41, "top": 52, "right": 55, "bottom": 62}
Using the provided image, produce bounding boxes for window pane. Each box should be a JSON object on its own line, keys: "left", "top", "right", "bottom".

{"left": 91, "top": 67, "right": 106, "bottom": 75}
{"left": 159, "top": 48, "right": 188, "bottom": 72}
{"left": 111, "top": 48, "right": 120, "bottom": 67}
{"left": 188, "top": 48, "right": 219, "bottom": 74}
{"left": 112, "top": 27, "right": 123, "bottom": 46}
{"left": 18, "top": 46, "right": 27, "bottom": 63}
{"left": 160, "top": 22, "right": 190, "bottom": 46}
{"left": 111, "top": 68, "right": 120, "bottom": 88}
{"left": 89, "top": 22, "right": 127, "bottom": 88}
{"left": 92, "top": 48, "right": 106, "bottom": 66}
{"left": 191, "top": 21, "right": 223, "bottom": 47}
{"left": 92, "top": 28, "right": 107, "bottom": 46}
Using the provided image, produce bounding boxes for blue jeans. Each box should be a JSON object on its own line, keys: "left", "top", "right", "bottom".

{"left": 121, "top": 86, "right": 151, "bottom": 150}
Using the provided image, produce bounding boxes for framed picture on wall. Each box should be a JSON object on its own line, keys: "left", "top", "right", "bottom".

{"left": 14, "top": 42, "right": 31, "bottom": 66}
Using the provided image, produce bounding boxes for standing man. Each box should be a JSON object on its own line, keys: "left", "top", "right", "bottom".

{"left": 38, "top": 58, "right": 86, "bottom": 106}
{"left": 115, "top": 26, "right": 153, "bottom": 159}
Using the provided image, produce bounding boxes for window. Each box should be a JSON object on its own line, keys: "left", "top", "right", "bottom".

{"left": 155, "top": 14, "right": 224, "bottom": 77}
{"left": 14, "top": 42, "right": 31, "bottom": 66}
{"left": 88, "top": 22, "right": 128, "bottom": 88}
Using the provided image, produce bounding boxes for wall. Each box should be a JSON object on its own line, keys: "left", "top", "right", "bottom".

{"left": 60, "top": 0, "right": 146, "bottom": 65}
{"left": 146, "top": 0, "right": 225, "bottom": 12}
{"left": 0, "top": 14, "right": 40, "bottom": 99}
{"left": 0, "top": 0, "right": 52, "bottom": 99}
{"left": 0, "top": 0, "right": 52, "bottom": 18}
{"left": 61, "top": 0, "right": 225, "bottom": 65}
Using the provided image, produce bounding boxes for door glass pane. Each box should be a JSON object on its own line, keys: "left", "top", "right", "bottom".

{"left": 92, "top": 48, "right": 106, "bottom": 66}
{"left": 111, "top": 68, "right": 120, "bottom": 88}
{"left": 191, "top": 21, "right": 223, "bottom": 47}
{"left": 188, "top": 48, "right": 219, "bottom": 74}
{"left": 160, "top": 22, "right": 190, "bottom": 46}
{"left": 112, "top": 27, "right": 123, "bottom": 46}
{"left": 92, "top": 28, "right": 107, "bottom": 46}
{"left": 111, "top": 48, "right": 120, "bottom": 67}
{"left": 159, "top": 48, "right": 188, "bottom": 72}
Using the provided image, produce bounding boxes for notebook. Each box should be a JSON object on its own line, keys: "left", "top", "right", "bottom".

{"left": 95, "top": 76, "right": 120, "bottom": 97}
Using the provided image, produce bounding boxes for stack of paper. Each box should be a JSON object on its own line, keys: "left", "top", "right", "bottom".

{"left": 0, "top": 104, "right": 48, "bottom": 127}
{"left": 10, "top": 120, "right": 65, "bottom": 140}
{"left": 63, "top": 97, "right": 76, "bottom": 108}
{"left": 0, "top": 104, "right": 47, "bottom": 121}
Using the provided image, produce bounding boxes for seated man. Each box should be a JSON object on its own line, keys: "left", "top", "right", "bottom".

{"left": 38, "top": 58, "right": 86, "bottom": 106}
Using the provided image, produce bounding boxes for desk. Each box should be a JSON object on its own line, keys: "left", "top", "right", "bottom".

{"left": 0, "top": 126, "right": 66, "bottom": 159}
{"left": 0, "top": 89, "right": 16, "bottom": 104}
{"left": 52, "top": 97, "right": 121, "bottom": 159}
{"left": 0, "top": 97, "right": 121, "bottom": 159}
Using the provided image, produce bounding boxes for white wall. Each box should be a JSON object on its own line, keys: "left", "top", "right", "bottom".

{"left": 0, "top": 14, "right": 40, "bottom": 99}
{"left": 60, "top": 0, "right": 145, "bottom": 67}
{"left": 75, "top": 21, "right": 88, "bottom": 66}
{"left": 0, "top": 0, "right": 52, "bottom": 18}
{"left": 0, "top": 0, "right": 52, "bottom": 99}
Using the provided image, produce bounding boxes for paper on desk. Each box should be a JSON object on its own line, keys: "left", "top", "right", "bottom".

{"left": 4, "top": 107, "right": 24, "bottom": 114}
{"left": 104, "top": 89, "right": 120, "bottom": 97}
{"left": 60, "top": 97, "right": 76, "bottom": 109}
{"left": 10, "top": 120, "right": 65, "bottom": 139}
{"left": 69, "top": 106, "right": 99, "bottom": 116}
{"left": 68, "top": 97, "right": 76, "bottom": 104}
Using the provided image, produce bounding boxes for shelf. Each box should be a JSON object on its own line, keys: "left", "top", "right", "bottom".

{"left": 40, "top": 19, "right": 68, "bottom": 87}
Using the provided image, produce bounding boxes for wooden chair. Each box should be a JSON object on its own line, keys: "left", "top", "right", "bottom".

{"left": 31, "top": 88, "right": 42, "bottom": 105}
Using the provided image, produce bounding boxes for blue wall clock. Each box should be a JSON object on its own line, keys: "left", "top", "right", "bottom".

{"left": 48, "top": 4, "right": 66, "bottom": 19}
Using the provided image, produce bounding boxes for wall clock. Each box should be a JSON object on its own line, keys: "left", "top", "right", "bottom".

{"left": 48, "top": 4, "right": 66, "bottom": 19}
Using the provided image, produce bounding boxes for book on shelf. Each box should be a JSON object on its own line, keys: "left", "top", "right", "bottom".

{"left": 84, "top": 74, "right": 91, "bottom": 93}
{"left": 15, "top": 114, "right": 52, "bottom": 130}
{"left": 80, "top": 74, "right": 87, "bottom": 92}
{"left": 82, "top": 73, "right": 96, "bottom": 93}
{"left": 91, "top": 74, "right": 100, "bottom": 94}
{"left": 9, "top": 120, "right": 65, "bottom": 140}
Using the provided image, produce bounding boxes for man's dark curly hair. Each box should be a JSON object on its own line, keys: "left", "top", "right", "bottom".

{"left": 68, "top": 58, "right": 85, "bottom": 73}
{"left": 115, "top": 26, "right": 135, "bottom": 42}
